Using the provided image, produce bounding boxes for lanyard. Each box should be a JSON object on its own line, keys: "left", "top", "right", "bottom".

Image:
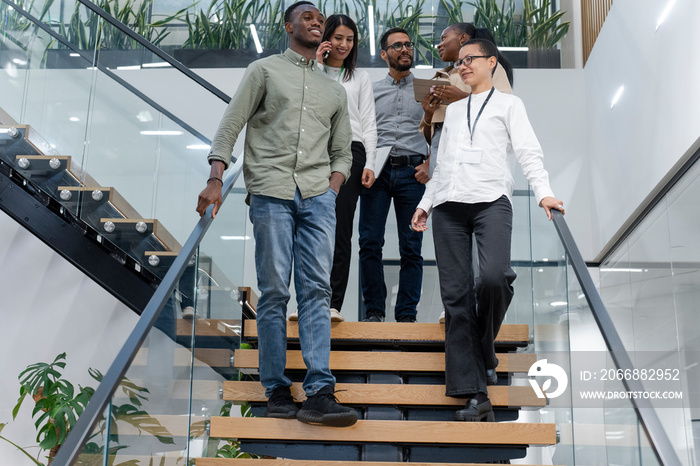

{"left": 324, "top": 64, "right": 344, "bottom": 83}
{"left": 467, "top": 86, "right": 495, "bottom": 145}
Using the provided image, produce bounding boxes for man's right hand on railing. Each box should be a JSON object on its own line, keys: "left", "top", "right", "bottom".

{"left": 196, "top": 160, "right": 225, "bottom": 218}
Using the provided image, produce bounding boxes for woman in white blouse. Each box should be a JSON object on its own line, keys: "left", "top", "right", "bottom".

{"left": 289, "top": 14, "right": 378, "bottom": 323}
{"left": 411, "top": 39, "right": 564, "bottom": 422}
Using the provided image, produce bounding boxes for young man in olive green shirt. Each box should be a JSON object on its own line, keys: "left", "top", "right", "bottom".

{"left": 196, "top": 1, "right": 356, "bottom": 427}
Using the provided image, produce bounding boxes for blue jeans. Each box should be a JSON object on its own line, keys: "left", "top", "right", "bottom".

{"left": 249, "top": 189, "right": 337, "bottom": 397}
{"left": 359, "top": 164, "right": 425, "bottom": 320}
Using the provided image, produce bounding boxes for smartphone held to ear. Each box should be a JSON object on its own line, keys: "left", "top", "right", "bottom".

{"left": 323, "top": 50, "right": 330, "bottom": 59}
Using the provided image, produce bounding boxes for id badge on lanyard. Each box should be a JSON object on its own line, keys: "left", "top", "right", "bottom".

{"left": 459, "top": 87, "right": 494, "bottom": 165}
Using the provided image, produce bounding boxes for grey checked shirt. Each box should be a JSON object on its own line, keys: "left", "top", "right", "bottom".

{"left": 373, "top": 73, "right": 428, "bottom": 158}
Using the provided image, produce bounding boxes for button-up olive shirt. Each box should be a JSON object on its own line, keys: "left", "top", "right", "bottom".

{"left": 208, "top": 48, "right": 353, "bottom": 200}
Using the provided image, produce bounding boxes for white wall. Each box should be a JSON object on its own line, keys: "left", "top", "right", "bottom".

{"left": 0, "top": 210, "right": 138, "bottom": 464}
{"left": 584, "top": 0, "right": 700, "bottom": 259}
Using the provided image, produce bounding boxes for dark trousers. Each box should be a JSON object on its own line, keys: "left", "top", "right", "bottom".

{"left": 330, "top": 142, "right": 366, "bottom": 311}
{"left": 432, "top": 196, "right": 516, "bottom": 396}
{"left": 359, "top": 161, "right": 425, "bottom": 320}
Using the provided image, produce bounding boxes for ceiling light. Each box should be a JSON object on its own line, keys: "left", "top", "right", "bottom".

{"left": 610, "top": 85, "right": 624, "bottom": 109}
{"left": 499, "top": 46, "right": 528, "bottom": 52}
{"left": 142, "top": 62, "right": 171, "bottom": 68}
{"left": 415, "top": 65, "right": 433, "bottom": 69}
{"left": 70, "top": 53, "right": 81, "bottom": 57}
{"left": 69, "top": 117, "right": 80, "bottom": 122}
{"left": 656, "top": 0, "right": 676, "bottom": 31}
{"left": 250, "top": 24, "right": 263, "bottom": 54}
{"left": 116, "top": 65, "right": 141, "bottom": 70}
{"left": 368, "top": 5, "right": 375, "bottom": 57}
{"left": 600, "top": 267, "right": 644, "bottom": 273}
{"left": 140, "top": 130, "right": 183, "bottom": 136}
{"left": 550, "top": 301, "right": 568, "bottom": 307}
{"left": 220, "top": 236, "right": 250, "bottom": 240}
{"left": 187, "top": 144, "right": 211, "bottom": 150}
{"left": 12, "top": 58, "right": 27, "bottom": 66}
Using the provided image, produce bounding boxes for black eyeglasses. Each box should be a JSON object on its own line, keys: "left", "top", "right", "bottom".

{"left": 385, "top": 41, "right": 414, "bottom": 52}
{"left": 455, "top": 55, "right": 491, "bottom": 67}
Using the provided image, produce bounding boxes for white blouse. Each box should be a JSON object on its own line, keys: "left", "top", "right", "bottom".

{"left": 320, "top": 65, "right": 378, "bottom": 171}
{"left": 417, "top": 88, "right": 554, "bottom": 214}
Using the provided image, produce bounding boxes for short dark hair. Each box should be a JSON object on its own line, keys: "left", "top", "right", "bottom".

{"left": 461, "top": 38, "right": 499, "bottom": 76}
{"left": 462, "top": 38, "right": 498, "bottom": 58}
{"left": 284, "top": 1, "right": 315, "bottom": 23}
{"left": 472, "top": 29, "right": 514, "bottom": 86}
{"left": 322, "top": 14, "right": 359, "bottom": 82}
{"left": 380, "top": 27, "right": 409, "bottom": 51}
{"left": 449, "top": 22, "right": 476, "bottom": 43}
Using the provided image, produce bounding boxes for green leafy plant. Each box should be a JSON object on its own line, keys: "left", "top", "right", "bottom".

{"left": 1, "top": 0, "right": 54, "bottom": 50}
{"left": 468, "top": 0, "right": 570, "bottom": 49}
{"left": 468, "top": 0, "right": 526, "bottom": 47}
{"left": 181, "top": 0, "right": 285, "bottom": 51}
{"left": 211, "top": 402, "right": 261, "bottom": 459}
{"left": 1, "top": 353, "right": 175, "bottom": 465}
{"left": 52, "top": 0, "right": 189, "bottom": 50}
{"left": 440, "top": 0, "right": 466, "bottom": 24}
{"left": 523, "top": 0, "right": 570, "bottom": 49}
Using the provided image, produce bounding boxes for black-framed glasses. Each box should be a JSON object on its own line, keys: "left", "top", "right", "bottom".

{"left": 385, "top": 41, "right": 414, "bottom": 52}
{"left": 455, "top": 55, "right": 491, "bottom": 67}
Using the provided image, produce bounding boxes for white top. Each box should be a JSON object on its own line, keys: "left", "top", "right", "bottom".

{"left": 320, "top": 65, "right": 378, "bottom": 171}
{"left": 417, "top": 88, "right": 554, "bottom": 214}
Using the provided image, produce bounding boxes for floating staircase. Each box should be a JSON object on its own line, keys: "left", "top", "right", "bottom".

{"left": 0, "top": 123, "right": 183, "bottom": 283}
{"left": 200, "top": 315, "right": 559, "bottom": 465}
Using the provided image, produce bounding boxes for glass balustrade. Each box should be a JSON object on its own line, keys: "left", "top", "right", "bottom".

{"left": 0, "top": 0, "right": 230, "bottom": 281}
{"left": 13, "top": 0, "right": 572, "bottom": 71}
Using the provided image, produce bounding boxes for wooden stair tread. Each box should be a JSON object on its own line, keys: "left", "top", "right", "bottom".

{"left": 133, "top": 347, "right": 232, "bottom": 367}
{"left": 99, "top": 217, "right": 181, "bottom": 251}
{"left": 223, "top": 381, "right": 544, "bottom": 407}
{"left": 176, "top": 319, "right": 241, "bottom": 337}
{"left": 234, "top": 349, "right": 536, "bottom": 373}
{"left": 197, "top": 460, "right": 563, "bottom": 466}
{"left": 209, "top": 417, "right": 557, "bottom": 446}
{"left": 57, "top": 185, "right": 141, "bottom": 219}
{"left": 244, "top": 321, "right": 528, "bottom": 344}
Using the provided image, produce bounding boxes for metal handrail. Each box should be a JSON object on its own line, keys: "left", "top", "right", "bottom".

{"left": 74, "top": 0, "right": 231, "bottom": 104}
{"left": 51, "top": 158, "right": 243, "bottom": 466}
{"left": 1, "top": 0, "right": 215, "bottom": 145}
{"left": 551, "top": 210, "right": 682, "bottom": 466}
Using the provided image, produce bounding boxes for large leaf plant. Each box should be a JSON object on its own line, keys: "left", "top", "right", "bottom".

{"left": 1, "top": 353, "right": 175, "bottom": 465}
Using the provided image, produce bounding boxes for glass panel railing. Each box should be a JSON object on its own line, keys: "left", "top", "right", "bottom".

{"left": 50, "top": 161, "right": 248, "bottom": 465}
{"left": 596, "top": 153, "right": 700, "bottom": 465}
{"left": 0, "top": 0, "right": 231, "bottom": 282}
{"left": 512, "top": 191, "right": 684, "bottom": 466}
{"left": 20, "top": 0, "right": 572, "bottom": 72}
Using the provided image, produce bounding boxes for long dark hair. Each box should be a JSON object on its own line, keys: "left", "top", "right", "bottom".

{"left": 321, "top": 14, "right": 358, "bottom": 82}
{"left": 474, "top": 27, "right": 514, "bottom": 86}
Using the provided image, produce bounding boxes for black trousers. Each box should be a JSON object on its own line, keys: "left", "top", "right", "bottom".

{"left": 330, "top": 141, "right": 366, "bottom": 311}
{"left": 432, "top": 196, "right": 517, "bottom": 396}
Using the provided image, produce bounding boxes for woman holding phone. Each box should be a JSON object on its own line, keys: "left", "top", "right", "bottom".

{"left": 288, "top": 14, "right": 378, "bottom": 323}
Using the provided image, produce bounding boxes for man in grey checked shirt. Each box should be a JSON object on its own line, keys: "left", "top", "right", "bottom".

{"left": 359, "top": 27, "right": 429, "bottom": 323}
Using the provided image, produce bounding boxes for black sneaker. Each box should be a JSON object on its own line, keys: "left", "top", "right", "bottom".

{"left": 265, "top": 386, "right": 299, "bottom": 419}
{"left": 396, "top": 315, "right": 417, "bottom": 323}
{"left": 296, "top": 385, "right": 358, "bottom": 427}
{"left": 362, "top": 311, "right": 385, "bottom": 322}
